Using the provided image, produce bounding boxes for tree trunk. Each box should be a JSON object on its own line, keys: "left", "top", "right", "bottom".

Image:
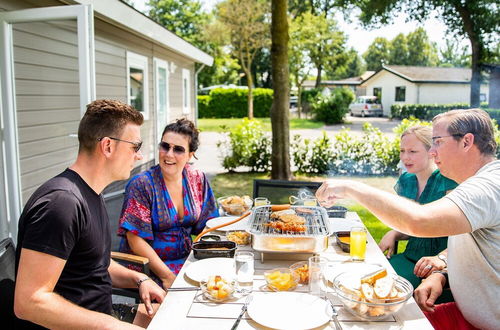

{"left": 247, "top": 71, "right": 254, "bottom": 119}
{"left": 270, "top": 0, "right": 292, "bottom": 180}
{"left": 315, "top": 63, "right": 322, "bottom": 88}
{"left": 454, "top": 4, "right": 482, "bottom": 107}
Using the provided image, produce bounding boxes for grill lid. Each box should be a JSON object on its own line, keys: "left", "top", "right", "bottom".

{"left": 248, "top": 205, "right": 330, "bottom": 237}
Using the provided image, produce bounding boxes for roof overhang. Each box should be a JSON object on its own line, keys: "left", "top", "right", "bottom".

{"left": 361, "top": 65, "right": 474, "bottom": 86}
{"left": 68, "top": 0, "right": 213, "bottom": 66}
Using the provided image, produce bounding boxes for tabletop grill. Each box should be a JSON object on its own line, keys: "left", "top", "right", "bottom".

{"left": 248, "top": 205, "right": 331, "bottom": 255}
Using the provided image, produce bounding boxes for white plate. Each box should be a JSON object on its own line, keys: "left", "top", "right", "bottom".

{"left": 329, "top": 218, "right": 362, "bottom": 232}
{"left": 205, "top": 216, "right": 249, "bottom": 232}
{"left": 184, "top": 257, "right": 235, "bottom": 283}
{"left": 247, "top": 292, "right": 331, "bottom": 330}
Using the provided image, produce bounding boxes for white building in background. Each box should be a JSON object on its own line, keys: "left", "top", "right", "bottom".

{"left": 361, "top": 65, "right": 489, "bottom": 116}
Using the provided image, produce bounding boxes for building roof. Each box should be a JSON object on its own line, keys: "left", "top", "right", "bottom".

{"left": 364, "top": 65, "right": 473, "bottom": 84}
{"left": 71, "top": 0, "right": 213, "bottom": 66}
{"left": 303, "top": 71, "right": 375, "bottom": 88}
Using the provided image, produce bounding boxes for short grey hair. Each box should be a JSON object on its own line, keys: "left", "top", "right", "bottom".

{"left": 433, "top": 108, "right": 497, "bottom": 156}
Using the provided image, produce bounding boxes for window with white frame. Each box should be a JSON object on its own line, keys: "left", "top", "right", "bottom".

{"left": 154, "top": 58, "right": 169, "bottom": 141}
{"left": 182, "top": 68, "right": 191, "bottom": 114}
{"left": 127, "top": 51, "right": 149, "bottom": 119}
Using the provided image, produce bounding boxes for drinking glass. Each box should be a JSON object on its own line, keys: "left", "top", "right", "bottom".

{"left": 308, "top": 256, "right": 327, "bottom": 297}
{"left": 350, "top": 226, "right": 367, "bottom": 261}
{"left": 234, "top": 251, "right": 254, "bottom": 295}
{"left": 303, "top": 197, "right": 317, "bottom": 206}
{"left": 254, "top": 197, "right": 269, "bottom": 207}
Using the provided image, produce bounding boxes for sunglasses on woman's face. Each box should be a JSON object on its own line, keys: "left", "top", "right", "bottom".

{"left": 159, "top": 141, "right": 187, "bottom": 154}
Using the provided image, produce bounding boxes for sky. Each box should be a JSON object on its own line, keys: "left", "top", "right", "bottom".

{"left": 131, "top": 0, "right": 464, "bottom": 54}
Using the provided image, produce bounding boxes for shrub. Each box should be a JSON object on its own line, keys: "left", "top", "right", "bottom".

{"left": 197, "top": 95, "right": 211, "bottom": 117}
{"left": 291, "top": 132, "right": 335, "bottom": 174}
{"left": 300, "top": 88, "right": 322, "bottom": 114}
{"left": 390, "top": 102, "right": 493, "bottom": 120}
{"left": 311, "top": 88, "right": 354, "bottom": 124}
{"left": 217, "top": 118, "right": 271, "bottom": 172}
{"left": 198, "top": 88, "right": 273, "bottom": 118}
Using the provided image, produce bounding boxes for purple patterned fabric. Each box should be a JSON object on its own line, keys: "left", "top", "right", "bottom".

{"left": 117, "top": 165, "right": 219, "bottom": 280}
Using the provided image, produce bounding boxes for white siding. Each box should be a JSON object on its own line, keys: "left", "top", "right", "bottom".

{"left": 362, "top": 71, "right": 414, "bottom": 116}
{"left": 1, "top": 0, "right": 200, "bottom": 205}
{"left": 12, "top": 20, "right": 80, "bottom": 204}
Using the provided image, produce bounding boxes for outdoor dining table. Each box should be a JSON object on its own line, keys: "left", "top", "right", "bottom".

{"left": 147, "top": 212, "right": 433, "bottom": 329}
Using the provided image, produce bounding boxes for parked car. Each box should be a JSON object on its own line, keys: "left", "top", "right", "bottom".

{"left": 349, "top": 96, "right": 383, "bottom": 117}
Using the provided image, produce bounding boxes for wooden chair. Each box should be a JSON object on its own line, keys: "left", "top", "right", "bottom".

{"left": 253, "top": 179, "right": 322, "bottom": 204}
{"left": 111, "top": 252, "right": 151, "bottom": 302}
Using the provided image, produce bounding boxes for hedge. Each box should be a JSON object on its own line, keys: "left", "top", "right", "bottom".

{"left": 198, "top": 88, "right": 273, "bottom": 118}
{"left": 390, "top": 102, "right": 500, "bottom": 120}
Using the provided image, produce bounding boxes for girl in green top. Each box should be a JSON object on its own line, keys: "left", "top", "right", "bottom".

{"left": 378, "top": 126, "right": 457, "bottom": 292}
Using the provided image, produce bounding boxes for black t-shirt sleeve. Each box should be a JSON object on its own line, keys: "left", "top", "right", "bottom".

{"left": 21, "top": 190, "right": 84, "bottom": 260}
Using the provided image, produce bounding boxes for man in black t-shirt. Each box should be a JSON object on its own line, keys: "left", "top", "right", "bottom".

{"left": 14, "top": 100, "right": 165, "bottom": 329}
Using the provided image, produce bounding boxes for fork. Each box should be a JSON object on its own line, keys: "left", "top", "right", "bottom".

{"left": 231, "top": 295, "right": 253, "bottom": 330}
{"left": 327, "top": 298, "right": 343, "bottom": 330}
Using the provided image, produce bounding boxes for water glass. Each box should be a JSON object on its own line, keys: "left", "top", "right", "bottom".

{"left": 350, "top": 226, "right": 367, "bottom": 261}
{"left": 308, "top": 256, "right": 327, "bottom": 297}
{"left": 254, "top": 197, "right": 269, "bottom": 207}
{"left": 234, "top": 251, "right": 254, "bottom": 295}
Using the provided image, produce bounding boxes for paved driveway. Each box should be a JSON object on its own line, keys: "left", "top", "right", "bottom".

{"left": 191, "top": 116, "right": 401, "bottom": 177}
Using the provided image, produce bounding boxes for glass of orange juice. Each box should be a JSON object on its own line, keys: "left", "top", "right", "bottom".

{"left": 350, "top": 226, "right": 367, "bottom": 261}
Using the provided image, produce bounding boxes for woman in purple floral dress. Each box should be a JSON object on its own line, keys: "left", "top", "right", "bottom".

{"left": 118, "top": 119, "right": 219, "bottom": 288}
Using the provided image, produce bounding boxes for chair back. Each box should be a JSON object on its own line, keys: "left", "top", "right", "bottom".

{"left": 253, "top": 179, "right": 322, "bottom": 204}
{"left": 0, "top": 237, "right": 15, "bottom": 282}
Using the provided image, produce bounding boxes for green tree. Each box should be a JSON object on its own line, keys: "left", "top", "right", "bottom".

{"left": 336, "top": 0, "right": 500, "bottom": 107}
{"left": 326, "top": 48, "right": 365, "bottom": 79}
{"left": 147, "top": 0, "right": 208, "bottom": 45}
{"left": 295, "top": 12, "right": 346, "bottom": 87}
{"left": 439, "top": 39, "right": 471, "bottom": 68}
{"left": 363, "top": 37, "right": 391, "bottom": 71}
{"left": 271, "top": 0, "right": 292, "bottom": 180}
{"left": 406, "top": 27, "right": 439, "bottom": 66}
{"left": 217, "top": 0, "right": 270, "bottom": 119}
{"left": 390, "top": 33, "right": 409, "bottom": 65}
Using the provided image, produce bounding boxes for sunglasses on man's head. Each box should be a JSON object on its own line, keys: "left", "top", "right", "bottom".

{"left": 158, "top": 141, "right": 187, "bottom": 154}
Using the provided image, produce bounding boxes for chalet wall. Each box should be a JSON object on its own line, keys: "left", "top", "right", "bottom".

{"left": 0, "top": 0, "right": 199, "bottom": 204}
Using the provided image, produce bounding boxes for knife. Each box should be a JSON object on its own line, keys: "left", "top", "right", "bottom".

{"left": 327, "top": 299, "right": 343, "bottom": 330}
{"left": 231, "top": 295, "right": 253, "bottom": 330}
{"left": 166, "top": 287, "right": 200, "bottom": 291}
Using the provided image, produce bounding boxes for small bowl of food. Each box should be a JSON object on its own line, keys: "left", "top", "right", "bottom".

{"left": 332, "top": 269, "right": 413, "bottom": 321}
{"left": 264, "top": 268, "right": 299, "bottom": 292}
{"left": 289, "top": 261, "right": 309, "bottom": 284}
{"left": 218, "top": 195, "right": 253, "bottom": 216}
{"left": 334, "top": 231, "right": 351, "bottom": 253}
{"left": 200, "top": 275, "right": 236, "bottom": 302}
{"left": 199, "top": 234, "right": 221, "bottom": 243}
{"left": 226, "top": 230, "right": 251, "bottom": 245}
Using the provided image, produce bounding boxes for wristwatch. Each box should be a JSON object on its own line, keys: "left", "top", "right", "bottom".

{"left": 438, "top": 254, "right": 447, "bottom": 266}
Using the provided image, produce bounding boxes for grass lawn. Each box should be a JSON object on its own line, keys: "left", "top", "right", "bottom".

{"left": 210, "top": 172, "right": 407, "bottom": 253}
{"left": 198, "top": 118, "right": 324, "bottom": 132}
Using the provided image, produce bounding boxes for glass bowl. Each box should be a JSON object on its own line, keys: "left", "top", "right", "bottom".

{"left": 264, "top": 268, "right": 299, "bottom": 291}
{"left": 217, "top": 196, "right": 253, "bottom": 216}
{"left": 289, "top": 261, "right": 309, "bottom": 284}
{"left": 332, "top": 272, "right": 413, "bottom": 321}
{"left": 200, "top": 275, "right": 236, "bottom": 302}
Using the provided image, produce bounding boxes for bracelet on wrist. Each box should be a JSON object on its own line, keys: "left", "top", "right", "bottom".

{"left": 136, "top": 277, "right": 151, "bottom": 287}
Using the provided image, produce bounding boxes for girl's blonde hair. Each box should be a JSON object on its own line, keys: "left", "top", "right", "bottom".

{"left": 401, "top": 126, "right": 432, "bottom": 150}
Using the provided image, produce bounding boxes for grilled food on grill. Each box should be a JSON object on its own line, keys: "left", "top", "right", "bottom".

{"left": 267, "top": 209, "right": 306, "bottom": 232}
